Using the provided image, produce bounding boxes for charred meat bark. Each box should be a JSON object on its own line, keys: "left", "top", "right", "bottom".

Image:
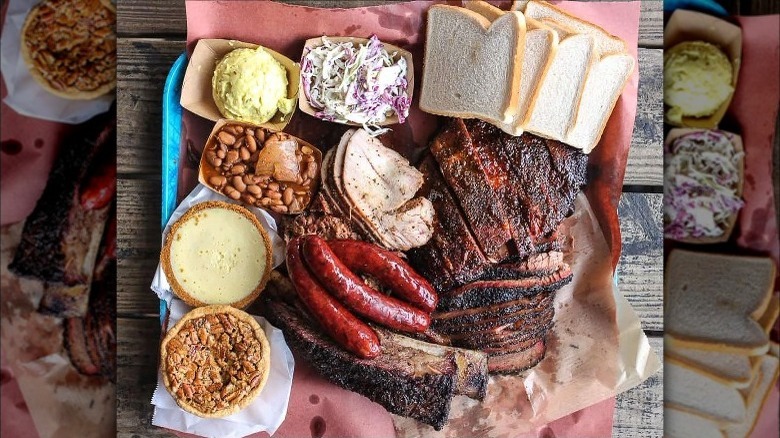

{"left": 10, "top": 106, "right": 116, "bottom": 285}
{"left": 263, "top": 298, "right": 474, "bottom": 430}
{"left": 429, "top": 119, "right": 513, "bottom": 261}
{"left": 437, "top": 267, "right": 572, "bottom": 312}
{"left": 407, "top": 155, "right": 491, "bottom": 292}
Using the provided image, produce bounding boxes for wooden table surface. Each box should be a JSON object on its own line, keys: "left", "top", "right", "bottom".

{"left": 115, "top": 1, "right": 665, "bottom": 436}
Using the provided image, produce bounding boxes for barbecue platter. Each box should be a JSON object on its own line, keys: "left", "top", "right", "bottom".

{"left": 156, "top": 0, "right": 638, "bottom": 432}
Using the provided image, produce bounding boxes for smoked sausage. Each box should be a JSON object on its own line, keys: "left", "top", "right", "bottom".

{"left": 328, "top": 239, "right": 438, "bottom": 312}
{"left": 301, "top": 235, "right": 430, "bottom": 333}
{"left": 286, "top": 237, "right": 380, "bottom": 359}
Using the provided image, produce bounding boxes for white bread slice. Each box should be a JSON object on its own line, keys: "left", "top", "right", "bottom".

{"left": 770, "top": 341, "right": 779, "bottom": 358}
{"left": 665, "top": 405, "right": 725, "bottom": 438}
{"left": 565, "top": 53, "right": 634, "bottom": 153}
{"left": 419, "top": 5, "right": 526, "bottom": 124}
{"left": 758, "top": 294, "right": 779, "bottom": 334}
{"left": 537, "top": 17, "right": 575, "bottom": 40}
{"left": 511, "top": 0, "right": 529, "bottom": 12}
{"left": 665, "top": 250, "right": 775, "bottom": 355}
{"left": 462, "top": 0, "right": 504, "bottom": 22}
{"left": 666, "top": 341, "right": 758, "bottom": 389}
{"left": 460, "top": 3, "right": 558, "bottom": 136}
{"left": 521, "top": 0, "right": 626, "bottom": 58}
{"left": 665, "top": 358, "right": 747, "bottom": 423}
{"left": 524, "top": 33, "right": 594, "bottom": 141}
{"left": 722, "top": 355, "right": 779, "bottom": 438}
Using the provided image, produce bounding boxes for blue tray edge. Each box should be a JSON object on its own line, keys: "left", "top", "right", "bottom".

{"left": 159, "top": 53, "right": 188, "bottom": 323}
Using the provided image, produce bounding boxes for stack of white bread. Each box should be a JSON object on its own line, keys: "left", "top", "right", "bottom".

{"left": 665, "top": 250, "right": 779, "bottom": 438}
{"left": 419, "top": 0, "right": 635, "bottom": 153}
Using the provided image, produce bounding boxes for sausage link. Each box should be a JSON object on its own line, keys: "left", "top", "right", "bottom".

{"left": 286, "top": 237, "right": 380, "bottom": 359}
{"left": 80, "top": 160, "right": 116, "bottom": 210}
{"left": 301, "top": 235, "right": 430, "bottom": 333}
{"left": 328, "top": 239, "right": 438, "bottom": 312}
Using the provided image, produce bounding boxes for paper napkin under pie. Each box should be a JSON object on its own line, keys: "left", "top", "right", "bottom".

{"left": 151, "top": 299, "right": 295, "bottom": 438}
{"left": 0, "top": 0, "right": 113, "bottom": 123}
{"left": 151, "top": 184, "right": 286, "bottom": 306}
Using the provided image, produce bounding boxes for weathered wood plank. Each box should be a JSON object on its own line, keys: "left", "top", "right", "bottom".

{"left": 116, "top": 39, "right": 184, "bottom": 178}
{"left": 117, "top": 0, "right": 663, "bottom": 47}
{"left": 116, "top": 318, "right": 167, "bottom": 438}
{"left": 116, "top": 316, "right": 662, "bottom": 437}
{"left": 116, "top": 39, "right": 663, "bottom": 186}
{"left": 617, "top": 192, "right": 663, "bottom": 332}
{"left": 117, "top": 177, "right": 161, "bottom": 316}
{"left": 626, "top": 48, "right": 663, "bottom": 187}
{"left": 612, "top": 336, "right": 663, "bottom": 437}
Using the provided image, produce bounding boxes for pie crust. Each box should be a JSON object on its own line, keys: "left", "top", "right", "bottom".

{"left": 161, "top": 201, "right": 273, "bottom": 309}
{"left": 20, "top": 0, "right": 116, "bottom": 100}
{"left": 160, "top": 305, "right": 271, "bottom": 418}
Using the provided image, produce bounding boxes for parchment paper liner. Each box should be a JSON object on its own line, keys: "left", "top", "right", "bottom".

{"left": 392, "top": 194, "right": 661, "bottom": 437}
{"left": 151, "top": 184, "right": 287, "bottom": 308}
{"left": 664, "top": 128, "right": 744, "bottom": 244}
{"left": 151, "top": 299, "right": 295, "bottom": 438}
{"left": 298, "top": 36, "right": 414, "bottom": 127}
{"left": 181, "top": 39, "right": 300, "bottom": 131}
{"left": 664, "top": 9, "right": 742, "bottom": 129}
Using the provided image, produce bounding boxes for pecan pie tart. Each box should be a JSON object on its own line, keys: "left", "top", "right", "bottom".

{"left": 20, "top": 0, "right": 116, "bottom": 99}
{"left": 160, "top": 305, "right": 271, "bottom": 418}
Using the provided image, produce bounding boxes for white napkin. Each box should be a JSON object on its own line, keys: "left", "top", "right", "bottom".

{"left": 0, "top": 0, "right": 114, "bottom": 123}
{"left": 151, "top": 184, "right": 286, "bottom": 306}
{"left": 151, "top": 300, "right": 295, "bottom": 438}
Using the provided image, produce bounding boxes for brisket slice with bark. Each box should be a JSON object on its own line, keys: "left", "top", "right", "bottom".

{"left": 261, "top": 298, "right": 487, "bottom": 430}
{"left": 465, "top": 119, "right": 587, "bottom": 252}
{"left": 429, "top": 118, "right": 514, "bottom": 261}
{"left": 433, "top": 297, "right": 555, "bottom": 335}
{"left": 477, "top": 251, "right": 565, "bottom": 281}
{"left": 9, "top": 106, "right": 116, "bottom": 286}
{"left": 437, "top": 266, "right": 573, "bottom": 312}
{"left": 407, "top": 155, "right": 491, "bottom": 292}
{"left": 433, "top": 289, "right": 553, "bottom": 326}
{"left": 444, "top": 307, "right": 554, "bottom": 342}
{"left": 488, "top": 340, "right": 547, "bottom": 374}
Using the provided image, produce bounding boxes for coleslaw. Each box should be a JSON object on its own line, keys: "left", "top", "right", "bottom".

{"left": 663, "top": 130, "right": 744, "bottom": 240}
{"left": 301, "top": 35, "right": 410, "bottom": 136}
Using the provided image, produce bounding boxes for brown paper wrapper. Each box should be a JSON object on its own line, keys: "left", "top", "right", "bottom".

{"left": 392, "top": 195, "right": 659, "bottom": 436}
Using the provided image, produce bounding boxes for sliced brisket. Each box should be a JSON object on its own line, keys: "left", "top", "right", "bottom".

{"left": 407, "top": 155, "right": 491, "bottom": 292}
{"left": 429, "top": 118, "right": 513, "bottom": 261}
{"left": 433, "top": 297, "right": 555, "bottom": 335}
{"left": 468, "top": 119, "right": 587, "bottom": 251}
{"left": 487, "top": 340, "right": 547, "bottom": 374}
{"left": 477, "top": 251, "right": 565, "bottom": 281}
{"left": 437, "top": 267, "right": 572, "bottom": 312}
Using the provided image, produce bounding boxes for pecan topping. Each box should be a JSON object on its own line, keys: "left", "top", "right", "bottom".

{"left": 22, "top": 0, "right": 116, "bottom": 97}
{"left": 161, "top": 306, "right": 270, "bottom": 417}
